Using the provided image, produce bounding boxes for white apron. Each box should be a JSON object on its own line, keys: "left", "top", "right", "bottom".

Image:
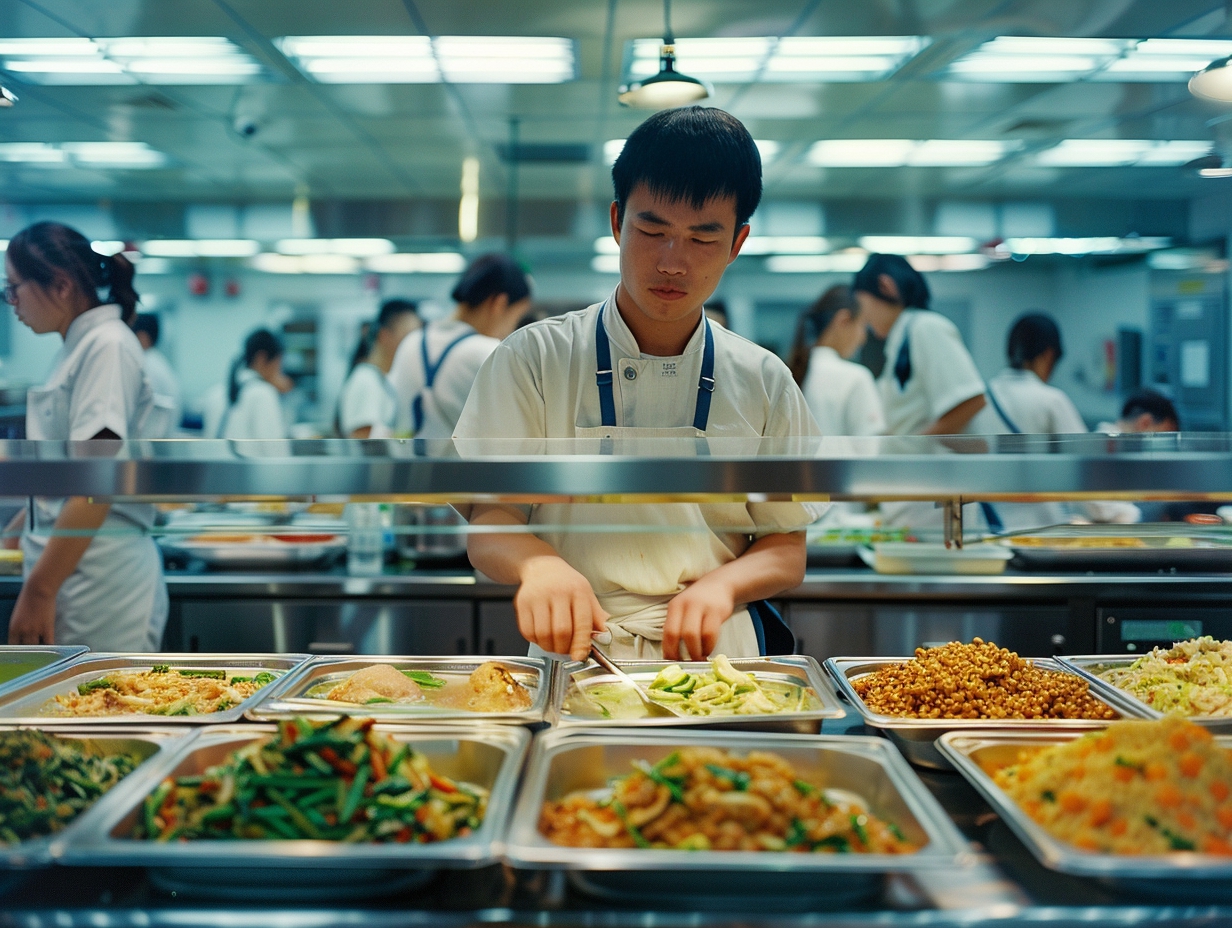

{"left": 21, "top": 309, "right": 168, "bottom": 651}
{"left": 530, "top": 304, "right": 761, "bottom": 661}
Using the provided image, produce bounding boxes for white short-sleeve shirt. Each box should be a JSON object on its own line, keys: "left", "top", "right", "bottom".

{"left": 388, "top": 318, "right": 499, "bottom": 439}
{"left": 878, "top": 310, "right": 986, "bottom": 436}
{"left": 221, "top": 369, "right": 286, "bottom": 440}
{"left": 801, "top": 346, "right": 885, "bottom": 436}
{"left": 984, "top": 368, "right": 1087, "bottom": 434}
{"left": 338, "top": 362, "right": 397, "bottom": 437}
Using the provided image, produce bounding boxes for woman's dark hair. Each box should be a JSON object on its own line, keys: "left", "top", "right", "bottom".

{"left": 346, "top": 301, "right": 418, "bottom": 374}
{"left": 132, "top": 312, "right": 160, "bottom": 346}
{"left": 451, "top": 253, "right": 531, "bottom": 307}
{"left": 852, "top": 253, "right": 930, "bottom": 310}
{"left": 1007, "top": 312, "right": 1063, "bottom": 369}
{"left": 228, "top": 328, "right": 283, "bottom": 404}
{"left": 788, "top": 285, "right": 855, "bottom": 386}
{"left": 613, "top": 106, "right": 762, "bottom": 231}
{"left": 1121, "top": 389, "right": 1180, "bottom": 429}
{"left": 6, "top": 221, "right": 139, "bottom": 323}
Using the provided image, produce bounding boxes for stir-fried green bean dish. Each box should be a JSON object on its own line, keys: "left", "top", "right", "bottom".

{"left": 136, "top": 717, "right": 488, "bottom": 843}
{"left": 0, "top": 731, "right": 139, "bottom": 844}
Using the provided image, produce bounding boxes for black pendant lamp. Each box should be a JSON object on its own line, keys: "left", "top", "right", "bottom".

{"left": 618, "top": 0, "right": 711, "bottom": 109}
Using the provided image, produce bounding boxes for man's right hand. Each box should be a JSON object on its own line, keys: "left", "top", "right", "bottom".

{"left": 516, "top": 555, "right": 608, "bottom": 661}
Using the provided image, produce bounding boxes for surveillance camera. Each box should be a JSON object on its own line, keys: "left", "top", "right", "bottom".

{"left": 233, "top": 118, "right": 259, "bottom": 138}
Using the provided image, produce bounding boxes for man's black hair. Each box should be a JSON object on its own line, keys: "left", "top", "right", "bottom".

{"left": 852, "top": 254, "right": 930, "bottom": 310}
{"left": 1122, "top": 389, "right": 1180, "bottom": 429}
{"left": 377, "top": 298, "right": 418, "bottom": 329}
{"left": 1007, "top": 312, "right": 1063, "bottom": 368}
{"left": 612, "top": 106, "right": 762, "bottom": 231}
{"left": 132, "top": 312, "right": 160, "bottom": 346}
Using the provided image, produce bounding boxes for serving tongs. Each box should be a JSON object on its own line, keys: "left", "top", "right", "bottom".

{"left": 588, "top": 646, "right": 687, "bottom": 718}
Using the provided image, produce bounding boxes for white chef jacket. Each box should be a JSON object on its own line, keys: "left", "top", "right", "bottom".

{"left": 221, "top": 369, "right": 286, "bottom": 440}
{"left": 801, "top": 346, "right": 885, "bottom": 436}
{"left": 454, "top": 295, "right": 820, "bottom": 660}
{"left": 879, "top": 310, "right": 986, "bottom": 436}
{"left": 143, "top": 347, "right": 182, "bottom": 436}
{"left": 389, "top": 318, "right": 498, "bottom": 439}
{"left": 21, "top": 303, "right": 168, "bottom": 651}
{"left": 338, "top": 362, "right": 397, "bottom": 438}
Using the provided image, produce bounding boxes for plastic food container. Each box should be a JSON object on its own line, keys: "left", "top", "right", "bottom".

{"left": 867, "top": 542, "right": 1013, "bottom": 575}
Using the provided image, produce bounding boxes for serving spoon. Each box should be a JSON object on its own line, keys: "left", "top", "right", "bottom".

{"left": 588, "top": 645, "right": 686, "bottom": 719}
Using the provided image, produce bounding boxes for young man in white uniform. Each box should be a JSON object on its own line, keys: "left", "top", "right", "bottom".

{"left": 388, "top": 254, "right": 531, "bottom": 439}
{"left": 132, "top": 313, "right": 182, "bottom": 436}
{"left": 338, "top": 300, "right": 420, "bottom": 438}
{"left": 4, "top": 222, "right": 167, "bottom": 651}
{"left": 455, "top": 107, "right": 820, "bottom": 664}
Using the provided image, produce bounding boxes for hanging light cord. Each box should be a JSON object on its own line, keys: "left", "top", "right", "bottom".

{"left": 663, "top": 0, "right": 674, "bottom": 44}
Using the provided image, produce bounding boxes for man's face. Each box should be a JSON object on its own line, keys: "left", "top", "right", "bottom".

{"left": 610, "top": 184, "right": 749, "bottom": 328}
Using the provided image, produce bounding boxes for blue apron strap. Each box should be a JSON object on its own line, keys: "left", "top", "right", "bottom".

{"left": 893, "top": 329, "right": 912, "bottom": 389}
{"left": 594, "top": 310, "right": 617, "bottom": 428}
{"left": 746, "top": 600, "right": 795, "bottom": 656}
{"left": 984, "top": 383, "right": 1022, "bottom": 434}
{"left": 692, "top": 319, "right": 715, "bottom": 432}
{"left": 412, "top": 326, "right": 477, "bottom": 435}
{"left": 979, "top": 502, "right": 1005, "bottom": 534}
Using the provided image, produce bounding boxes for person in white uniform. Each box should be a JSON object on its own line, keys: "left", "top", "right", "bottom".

{"left": 132, "top": 313, "right": 182, "bottom": 436}
{"left": 984, "top": 313, "right": 1139, "bottom": 529}
{"left": 455, "top": 107, "right": 820, "bottom": 664}
{"left": 338, "top": 299, "right": 420, "bottom": 438}
{"left": 388, "top": 254, "right": 531, "bottom": 439}
{"left": 220, "top": 329, "right": 290, "bottom": 440}
{"left": 3, "top": 221, "right": 168, "bottom": 650}
{"left": 789, "top": 284, "right": 884, "bottom": 436}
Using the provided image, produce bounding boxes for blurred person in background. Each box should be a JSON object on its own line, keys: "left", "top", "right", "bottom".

{"left": 2, "top": 221, "right": 167, "bottom": 650}
{"left": 1106, "top": 389, "right": 1181, "bottom": 433}
{"left": 789, "top": 284, "right": 883, "bottom": 436}
{"left": 131, "top": 312, "right": 182, "bottom": 435}
{"left": 218, "top": 328, "right": 291, "bottom": 440}
{"left": 388, "top": 253, "right": 532, "bottom": 439}
{"left": 337, "top": 299, "right": 420, "bottom": 438}
{"left": 855, "top": 254, "right": 986, "bottom": 436}
{"left": 984, "top": 312, "right": 1138, "bottom": 528}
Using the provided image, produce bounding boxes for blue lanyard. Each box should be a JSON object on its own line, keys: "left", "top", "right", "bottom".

{"left": 984, "top": 383, "right": 1022, "bottom": 434}
{"left": 594, "top": 305, "right": 715, "bottom": 431}
{"left": 411, "top": 325, "right": 476, "bottom": 435}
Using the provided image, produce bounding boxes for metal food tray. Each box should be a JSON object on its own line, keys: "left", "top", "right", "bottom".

{"left": 504, "top": 728, "right": 971, "bottom": 905}
{"left": 63, "top": 723, "right": 530, "bottom": 870}
{"left": 0, "top": 654, "right": 312, "bottom": 726}
{"left": 552, "top": 656, "right": 845, "bottom": 733}
{"left": 1060, "top": 654, "right": 1232, "bottom": 734}
{"left": 0, "top": 725, "right": 192, "bottom": 869}
{"left": 158, "top": 535, "right": 345, "bottom": 568}
{"left": 248, "top": 656, "right": 551, "bottom": 726}
{"left": 938, "top": 729, "right": 1232, "bottom": 896}
{"left": 825, "top": 656, "right": 1149, "bottom": 770}
{"left": 0, "top": 646, "right": 90, "bottom": 699}
{"left": 998, "top": 524, "right": 1232, "bottom": 572}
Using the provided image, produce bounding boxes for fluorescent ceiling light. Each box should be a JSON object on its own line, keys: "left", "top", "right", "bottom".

{"left": 738, "top": 236, "right": 830, "bottom": 255}
{"left": 275, "top": 238, "right": 394, "bottom": 257}
{"left": 133, "top": 256, "right": 171, "bottom": 274}
{"left": 61, "top": 142, "right": 167, "bottom": 167}
{"left": 626, "top": 36, "right": 926, "bottom": 83}
{"left": 277, "top": 36, "right": 576, "bottom": 84}
{"left": 251, "top": 253, "right": 360, "bottom": 274}
{"left": 1035, "top": 139, "right": 1211, "bottom": 167}
{"left": 591, "top": 255, "right": 621, "bottom": 274}
{"left": 0, "top": 36, "right": 261, "bottom": 85}
{"left": 947, "top": 36, "right": 1232, "bottom": 82}
{"left": 808, "top": 139, "right": 1016, "bottom": 167}
{"left": 859, "top": 235, "right": 978, "bottom": 254}
{"left": 604, "top": 137, "right": 780, "bottom": 165}
{"left": 1002, "top": 236, "right": 1171, "bottom": 255}
{"left": 90, "top": 240, "right": 126, "bottom": 256}
{"left": 594, "top": 236, "right": 619, "bottom": 255}
{"left": 906, "top": 254, "right": 990, "bottom": 272}
{"left": 363, "top": 253, "right": 467, "bottom": 274}
{"left": 0, "top": 143, "right": 67, "bottom": 164}
{"left": 141, "top": 239, "right": 259, "bottom": 258}
{"left": 765, "top": 253, "right": 869, "bottom": 273}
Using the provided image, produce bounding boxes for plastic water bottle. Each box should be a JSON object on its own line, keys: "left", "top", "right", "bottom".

{"left": 346, "top": 503, "right": 384, "bottom": 576}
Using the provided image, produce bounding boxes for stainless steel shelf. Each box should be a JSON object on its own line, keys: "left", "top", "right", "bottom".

{"left": 4, "top": 433, "right": 1232, "bottom": 500}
